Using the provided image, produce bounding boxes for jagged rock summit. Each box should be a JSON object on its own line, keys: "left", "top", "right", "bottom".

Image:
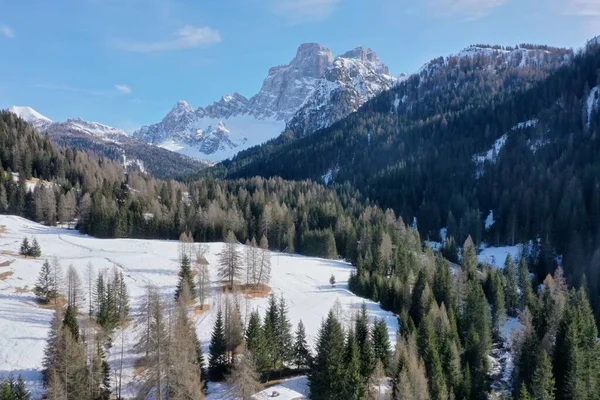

{"left": 133, "top": 43, "right": 398, "bottom": 161}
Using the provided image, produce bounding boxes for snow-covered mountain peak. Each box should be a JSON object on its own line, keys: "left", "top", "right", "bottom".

{"left": 64, "top": 117, "right": 127, "bottom": 138}
{"left": 8, "top": 106, "right": 54, "bottom": 129}
{"left": 340, "top": 46, "right": 390, "bottom": 75}
{"left": 134, "top": 42, "right": 396, "bottom": 160}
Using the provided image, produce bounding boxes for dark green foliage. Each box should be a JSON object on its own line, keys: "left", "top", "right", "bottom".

{"left": 174, "top": 254, "right": 195, "bottom": 301}
{"left": 0, "top": 374, "right": 28, "bottom": 400}
{"left": 34, "top": 259, "right": 57, "bottom": 304}
{"left": 372, "top": 318, "right": 391, "bottom": 371}
{"left": 531, "top": 351, "right": 555, "bottom": 400}
{"left": 342, "top": 330, "right": 365, "bottom": 399}
{"left": 355, "top": 303, "right": 375, "bottom": 379}
{"left": 208, "top": 309, "right": 228, "bottom": 381}
{"left": 62, "top": 304, "right": 79, "bottom": 341}
{"left": 308, "top": 310, "right": 346, "bottom": 400}
{"left": 19, "top": 237, "right": 40, "bottom": 257}
{"left": 505, "top": 255, "right": 520, "bottom": 317}
{"left": 293, "top": 320, "right": 312, "bottom": 369}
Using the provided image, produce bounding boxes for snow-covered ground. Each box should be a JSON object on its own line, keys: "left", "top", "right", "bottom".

{"left": 478, "top": 244, "right": 522, "bottom": 268}
{"left": 0, "top": 215, "right": 398, "bottom": 399}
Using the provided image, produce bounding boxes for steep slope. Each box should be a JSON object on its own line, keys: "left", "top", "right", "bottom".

{"left": 214, "top": 40, "right": 600, "bottom": 317}
{"left": 8, "top": 107, "right": 206, "bottom": 179}
{"left": 134, "top": 43, "right": 397, "bottom": 161}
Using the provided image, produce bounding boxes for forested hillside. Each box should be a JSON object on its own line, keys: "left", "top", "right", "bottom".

{"left": 211, "top": 42, "right": 600, "bottom": 320}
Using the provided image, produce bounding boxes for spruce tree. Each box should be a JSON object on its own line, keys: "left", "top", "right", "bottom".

{"left": 208, "top": 309, "right": 228, "bottom": 381}
{"left": 14, "top": 375, "right": 29, "bottom": 400}
{"left": 277, "top": 295, "right": 294, "bottom": 367}
{"left": 293, "top": 320, "right": 312, "bottom": 369}
{"left": 245, "top": 310, "right": 269, "bottom": 378}
{"left": 462, "top": 236, "right": 478, "bottom": 280}
{"left": 309, "top": 310, "right": 346, "bottom": 400}
{"left": 531, "top": 351, "right": 554, "bottom": 400}
{"left": 34, "top": 259, "right": 56, "bottom": 303}
{"left": 174, "top": 253, "right": 196, "bottom": 301}
{"left": 19, "top": 237, "right": 29, "bottom": 256}
{"left": 356, "top": 303, "right": 375, "bottom": 378}
{"left": 418, "top": 314, "right": 448, "bottom": 400}
{"left": 29, "top": 237, "right": 41, "bottom": 257}
{"left": 372, "top": 318, "right": 391, "bottom": 370}
{"left": 518, "top": 257, "right": 534, "bottom": 311}
{"left": 343, "top": 330, "right": 365, "bottom": 399}
{"left": 62, "top": 304, "right": 79, "bottom": 341}
{"left": 504, "top": 254, "right": 519, "bottom": 317}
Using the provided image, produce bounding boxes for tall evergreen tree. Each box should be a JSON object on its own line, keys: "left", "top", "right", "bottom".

{"left": 34, "top": 259, "right": 57, "bottom": 303}
{"left": 175, "top": 253, "right": 196, "bottom": 301}
{"left": 208, "top": 309, "right": 228, "bottom": 381}
{"left": 372, "top": 318, "right": 391, "bottom": 371}
{"left": 342, "top": 330, "right": 366, "bottom": 400}
{"left": 293, "top": 320, "right": 312, "bottom": 369}
{"left": 531, "top": 351, "right": 555, "bottom": 400}
{"left": 309, "top": 310, "right": 346, "bottom": 400}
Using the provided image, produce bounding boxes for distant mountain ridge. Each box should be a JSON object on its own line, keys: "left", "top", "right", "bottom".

{"left": 7, "top": 106, "right": 207, "bottom": 179}
{"left": 133, "top": 43, "right": 398, "bottom": 161}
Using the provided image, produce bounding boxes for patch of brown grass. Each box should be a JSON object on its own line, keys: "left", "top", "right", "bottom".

{"left": 134, "top": 357, "right": 149, "bottom": 375}
{"left": 0, "top": 270, "right": 14, "bottom": 280}
{"left": 0, "top": 259, "right": 13, "bottom": 267}
{"left": 194, "top": 304, "right": 210, "bottom": 316}
{"left": 37, "top": 296, "right": 67, "bottom": 309}
{"left": 219, "top": 283, "right": 271, "bottom": 298}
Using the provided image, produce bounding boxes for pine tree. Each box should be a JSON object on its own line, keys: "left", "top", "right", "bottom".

{"left": 276, "top": 295, "right": 294, "bottom": 367}
{"left": 520, "top": 382, "right": 532, "bottom": 400}
{"left": 418, "top": 314, "right": 448, "bottom": 400}
{"left": 13, "top": 375, "right": 29, "bottom": 400}
{"left": 245, "top": 310, "right": 269, "bottom": 378}
{"left": 504, "top": 254, "right": 519, "bottom": 317}
{"left": 63, "top": 304, "right": 79, "bottom": 341}
{"left": 372, "top": 318, "right": 391, "bottom": 370}
{"left": 462, "top": 236, "right": 478, "bottom": 279}
{"left": 518, "top": 258, "right": 534, "bottom": 311}
{"left": 309, "top": 310, "right": 346, "bottom": 400}
{"left": 293, "top": 320, "right": 312, "bottom": 369}
{"left": 531, "top": 351, "right": 554, "bottom": 400}
{"left": 34, "top": 259, "right": 57, "bottom": 303}
{"left": 356, "top": 303, "right": 375, "bottom": 379}
{"left": 489, "top": 269, "right": 506, "bottom": 340}
{"left": 342, "top": 330, "right": 366, "bottom": 399}
{"left": 19, "top": 237, "right": 29, "bottom": 256}
{"left": 209, "top": 309, "right": 228, "bottom": 381}
{"left": 329, "top": 274, "right": 336, "bottom": 287}
{"left": 175, "top": 253, "right": 196, "bottom": 301}
{"left": 29, "top": 237, "right": 41, "bottom": 257}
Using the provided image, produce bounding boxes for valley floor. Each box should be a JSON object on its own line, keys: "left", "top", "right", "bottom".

{"left": 0, "top": 215, "right": 398, "bottom": 399}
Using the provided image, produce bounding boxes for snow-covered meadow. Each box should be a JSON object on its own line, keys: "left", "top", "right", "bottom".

{"left": 0, "top": 215, "right": 398, "bottom": 399}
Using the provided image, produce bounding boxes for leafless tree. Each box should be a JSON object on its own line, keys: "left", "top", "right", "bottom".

{"left": 66, "top": 265, "right": 83, "bottom": 310}
{"left": 257, "top": 235, "right": 271, "bottom": 287}
{"left": 225, "top": 347, "right": 262, "bottom": 400}
{"left": 217, "top": 231, "right": 243, "bottom": 288}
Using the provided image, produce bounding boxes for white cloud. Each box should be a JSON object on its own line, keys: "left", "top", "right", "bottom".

{"left": 1, "top": 25, "right": 15, "bottom": 39}
{"left": 564, "top": 0, "right": 600, "bottom": 16}
{"left": 115, "top": 84, "right": 132, "bottom": 94}
{"left": 272, "top": 0, "right": 342, "bottom": 24}
{"left": 426, "top": 0, "right": 508, "bottom": 20}
{"left": 115, "top": 25, "right": 221, "bottom": 52}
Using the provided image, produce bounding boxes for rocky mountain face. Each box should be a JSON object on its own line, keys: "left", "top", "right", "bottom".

{"left": 133, "top": 43, "right": 397, "bottom": 161}
{"left": 8, "top": 106, "right": 206, "bottom": 179}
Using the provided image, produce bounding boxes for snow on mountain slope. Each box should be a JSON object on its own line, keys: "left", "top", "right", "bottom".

{"left": 0, "top": 215, "right": 398, "bottom": 398}
{"left": 134, "top": 43, "right": 397, "bottom": 161}
{"left": 8, "top": 106, "right": 53, "bottom": 130}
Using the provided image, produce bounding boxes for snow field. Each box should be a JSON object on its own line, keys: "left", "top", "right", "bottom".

{"left": 0, "top": 215, "right": 398, "bottom": 399}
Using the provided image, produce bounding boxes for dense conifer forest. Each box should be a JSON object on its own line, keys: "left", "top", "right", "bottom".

{"left": 2, "top": 41, "right": 600, "bottom": 400}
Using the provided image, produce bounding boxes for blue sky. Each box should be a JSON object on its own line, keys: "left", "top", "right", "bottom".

{"left": 0, "top": 0, "right": 598, "bottom": 132}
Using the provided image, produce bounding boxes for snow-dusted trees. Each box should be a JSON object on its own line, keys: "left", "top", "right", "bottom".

{"left": 34, "top": 259, "right": 58, "bottom": 303}
{"left": 19, "top": 236, "right": 41, "bottom": 257}
{"left": 218, "top": 231, "right": 243, "bottom": 287}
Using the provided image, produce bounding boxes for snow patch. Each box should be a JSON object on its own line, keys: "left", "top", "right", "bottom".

{"left": 587, "top": 86, "right": 600, "bottom": 126}
{"left": 478, "top": 244, "right": 522, "bottom": 267}
{"left": 485, "top": 210, "right": 495, "bottom": 230}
